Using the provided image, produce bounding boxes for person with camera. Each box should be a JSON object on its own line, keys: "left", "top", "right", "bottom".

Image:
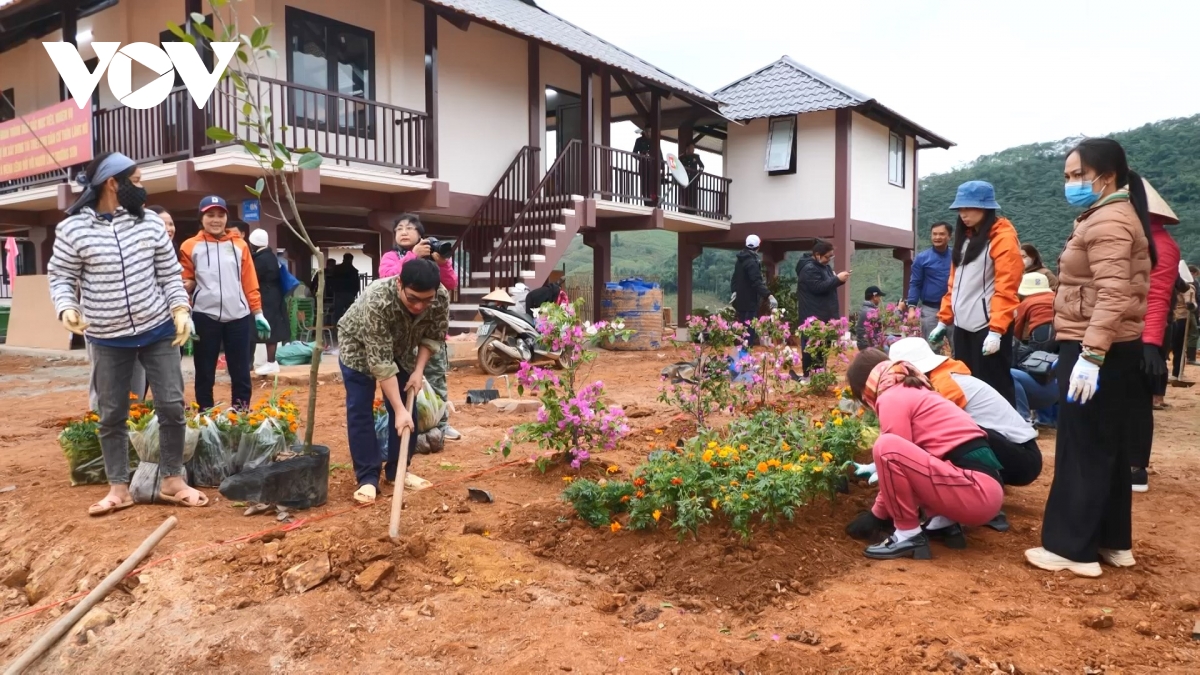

{"left": 378, "top": 214, "right": 461, "bottom": 442}
{"left": 339, "top": 259, "right": 449, "bottom": 503}
{"left": 1009, "top": 272, "right": 1059, "bottom": 428}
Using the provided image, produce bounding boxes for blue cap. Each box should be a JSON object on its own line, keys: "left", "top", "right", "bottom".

{"left": 199, "top": 195, "right": 228, "bottom": 213}
{"left": 949, "top": 181, "right": 1000, "bottom": 210}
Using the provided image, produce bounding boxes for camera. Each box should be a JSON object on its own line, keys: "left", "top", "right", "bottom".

{"left": 426, "top": 237, "right": 454, "bottom": 258}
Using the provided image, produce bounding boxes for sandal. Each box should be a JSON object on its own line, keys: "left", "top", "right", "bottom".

{"left": 88, "top": 495, "right": 134, "bottom": 517}
{"left": 404, "top": 473, "right": 433, "bottom": 491}
{"left": 353, "top": 484, "right": 378, "bottom": 504}
{"left": 158, "top": 486, "right": 209, "bottom": 508}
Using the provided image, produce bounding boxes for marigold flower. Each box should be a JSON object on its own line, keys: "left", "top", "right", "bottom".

{"left": 707, "top": 441, "right": 718, "bottom": 449}
{"left": 799, "top": 453, "right": 812, "bottom": 462}
{"left": 833, "top": 417, "right": 844, "bottom": 427}
{"left": 767, "top": 458, "right": 781, "bottom": 468}
{"left": 742, "top": 492, "right": 750, "bottom": 500}
{"left": 702, "top": 449, "right": 714, "bottom": 463}
{"left": 636, "top": 490, "right": 645, "bottom": 498}
{"left": 856, "top": 408, "right": 864, "bottom": 417}
{"left": 607, "top": 465, "right": 619, "bottom": 474}
{"left": 620, "top": 495, "right": 631, "bottom": 503}
{"left": 822, "top": 452, "right": 833, "bottom": 463}
{"left": 781, "top": 442, "right": 790, "bottom": 452}
{"left": 633, "top": 477, "right": 646, "bottom": 487}
{"left": 782, "top": 463, "right": 794, "bottom": 471}
{"left": 746, "top": 471, "right": 756, "bottom": 479}
{"left": 814, "top": 421, "right": 824, "bottom": 429}
{"left": 610, "top": 521, "right": 622, "bottom": 532}
{"left": 730, "top": 480, "right": 739, "bottom": 487}
{"left": 670, "top": 477, "right": 683, "bottom": 485}
{"left": 655, "top": 429, "right": 664, "bottom": 435}
{"left": 812, "top": 465, "right": 823, "bottom": 473}
{"left": 739, "top": 444, "right": 748, "bottom": 451}
{"left": 652, "top": 509, "right": 661, "bottom": 522}
{"left": 711, "top": 498, "right": 719, "bottom": 509}
{"left": 756, "top": 461, "right": 769, "bottom": 474}
{"left": 562, "top": 476, "right": 574, "bottom": 483}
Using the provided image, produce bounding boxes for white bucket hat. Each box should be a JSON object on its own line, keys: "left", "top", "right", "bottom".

{"left": 887, "top": 336, "right": 948, "bottom": 374}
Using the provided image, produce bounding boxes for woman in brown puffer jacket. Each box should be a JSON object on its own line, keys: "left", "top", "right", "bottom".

{"left": 1025, "top": 138, "right": 1155, "bottom": 578}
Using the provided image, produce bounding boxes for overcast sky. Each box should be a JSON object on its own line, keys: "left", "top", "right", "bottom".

{"left": 538, "top": 0, "right": 1200, "bottom": 177}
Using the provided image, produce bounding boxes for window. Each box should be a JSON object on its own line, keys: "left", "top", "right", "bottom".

{"left": 888, "top": 131, "right": 905, "bottom": 187}
{"left": 765, "top": 116, "right": 796, "bottom": 174}
{"left": 0, "top": 89, "right": 13, "bottom": 123}
{"left": 286, "top": 7, "right": 375, "bottom": 135}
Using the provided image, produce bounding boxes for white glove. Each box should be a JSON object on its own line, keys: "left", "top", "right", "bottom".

{"left": 730, "top": 292, "right": 737, "bottom": 304}
{"left": 1067, "top": 357, "right": 1101, "bottom": 405}
{"left": 981, "top": 331, "right": 1001, "bottom": 356}
{"left": 768, "top": 295, "right": 778, "bottom": 310}
{"left": 928, "top": 322, "right": 948, "bottom": 345}
{"left": 853, "top": 462, "right": 878, "bottom": 485}
{"left": 253, "top": 311, "right": 271, "bottom": 339}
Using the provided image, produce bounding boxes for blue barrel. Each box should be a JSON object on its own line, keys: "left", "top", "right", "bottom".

{"left": 601, "top": 278, "right": 663, "bottom": 351}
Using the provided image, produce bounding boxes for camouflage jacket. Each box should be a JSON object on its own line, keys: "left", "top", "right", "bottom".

{"left": 337, "top": 278, "right": 449, "bottom": 380}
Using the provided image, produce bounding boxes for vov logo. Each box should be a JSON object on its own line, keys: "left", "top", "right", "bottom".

{"left": 44, "top": 41, "right": 238, "bottom": 110}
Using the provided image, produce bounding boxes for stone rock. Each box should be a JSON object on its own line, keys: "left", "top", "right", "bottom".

{"left": 452, "top": 574, "right": 466, "bottom": 587}
{"left": 0, "top": 563, "right": 29, "bottom": 590}
{"left": 356, "top": 542, "right": 392, "bottom": 564}
{"left": 625, "top": 406, "right": 653, "bottom": 419}
{"left": 462, "top": 522, "right": 489, "bottom": 536}
{"left": 1082, "top": 612, "right": 1114, "bottom": 630}
{"left": 489, "top": 398, "right": 542, "bottom": 414}
{"left": 406, "top": 537, "right": 429, "bottom": 559}
{"left": 594, "top": 593, "right": 627, "bottom": 613}
{"left": 261, "top": 541, "right": 280, "bottom": 565}
{"left": 355, "top": 561, "right": 395, "bottom": 592}
{"left": 282, "top": 554, "right": 332, "bottom": 594}
{"left": 786, "top": 630, "right": 821, "bottom": 645}
{"left": 399, "top": 608, "right": 419, "bottom": 621}
{"left": 418, "top": 600, "right": 435, "bottom": 617}
{"left": 944, "top": 650, "right": 971, "bottom": 669}
{"left": 1135, "top": 621, "right": 1154, "bottom": 636}
{"left": 69, "top": 608, "right": 113, "bottom": 644}
{"left": 1175, "top": 595, "right": 1199, "bottom": 612}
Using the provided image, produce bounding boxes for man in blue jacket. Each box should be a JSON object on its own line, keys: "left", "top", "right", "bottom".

{"left": 905, "top": 222, "right": 952, "bottom": 337}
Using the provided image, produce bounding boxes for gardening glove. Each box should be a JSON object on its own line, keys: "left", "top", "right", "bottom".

{"left": 729, "top": 292, "right": 737, "bottom": 305}
{"left": 853, "top": 462, "right": 878, "bottom": 486}
{"left": 845, "top": 510, "right": 893, "bottom": 541}
{"left": 928, "top": 322, "right": 948, "bottom": 346}
{"left": 1067, "top": 357, "right": 1102, "bottom": 405}
{"left": 981, "top": 331, "right": 1002, "bottom": 356}
{"left": 253, "top": 312, "right": 271, "bottom": 340}
{"left": 170, "top": 306, "right": 191, "bottom": 347}
{"left": 768, "top": 295, "right": 778, "bottom": 311}
{"left": 60, "top": 309, "right": 88, "bottom": 335}
{"left": 1141, "top": 344, "right": 1167, "bottom": 378}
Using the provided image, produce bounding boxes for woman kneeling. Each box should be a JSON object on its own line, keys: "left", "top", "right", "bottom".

{"left": 845, "top": 349, "right": 1004, "bottom": 560}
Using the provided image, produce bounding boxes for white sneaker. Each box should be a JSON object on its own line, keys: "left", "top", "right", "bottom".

{"left": 1098, "top": 549, "right": 1136, "bottom": 568}
{"left": 1024, "top": 547, "right": 1102, "bottom": 578}
{"left": 404, "top": 473, "right": 432, "bottom": 491}
{"left": 443, "top": 425, "right": 463, "bottom": 442}
{"left": 255, "top": 361, "right": 280, "bottom": 375}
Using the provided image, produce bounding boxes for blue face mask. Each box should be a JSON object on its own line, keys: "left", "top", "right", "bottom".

{"left": 1064, "top": 178, "right": 1101, "bottom": 208}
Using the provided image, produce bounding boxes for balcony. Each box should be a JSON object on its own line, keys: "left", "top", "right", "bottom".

{"left": 591, "top": 144, "right": 730, "bottom": 222}
{"left": 0, "top": 77, "right": 430, "bottom": 195}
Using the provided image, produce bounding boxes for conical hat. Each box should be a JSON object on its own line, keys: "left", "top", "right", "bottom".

{"left": 482, "top": 289, "right": 514, "bottom": 304}
{"left": 1143, "top": 178, "right": 1179, "bottom": 225}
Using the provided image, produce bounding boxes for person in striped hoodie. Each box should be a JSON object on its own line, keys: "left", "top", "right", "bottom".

{"left": 48, "top": 151, "right": 205, "bottom": 515}
{"left": 180, "top": 196, "right": 270, "bottom": 410}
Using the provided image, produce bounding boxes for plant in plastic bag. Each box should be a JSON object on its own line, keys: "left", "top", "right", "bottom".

{"left": 129, "top": 413, "right": 199, "bottom": 464}
{"left": 59, "top": 411, "right": 105, "bottom": 486}
{"left": 185, "top": 411, "right": 236, "bottom": 487}
{"left": 130, "top": 462, "right": 190, "bottom": 504}
{"left": 416, "top": 379, "right": 447, "bottom": 433}
{"left": 373, "top": 398, "right": 389, "bottom": 463}
{"left": 234, "top": 417, "right": 288, "bottom": 473}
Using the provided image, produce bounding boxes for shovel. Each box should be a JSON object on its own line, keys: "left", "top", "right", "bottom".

{"left": 389, "top": 388, "right": 419, "bottom": 541}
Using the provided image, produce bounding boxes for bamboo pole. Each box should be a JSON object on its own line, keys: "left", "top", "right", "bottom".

{"left": 388, "top": 389, "right": 419, "bottom": 540}
{"left": 4, "top": 517, "right": 178, "bottom": 675}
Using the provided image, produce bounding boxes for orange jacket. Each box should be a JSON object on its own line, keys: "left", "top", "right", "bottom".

{"left": 927, "top": 358, "right": 973, "bottom": 410}
{"left": 938, "top": 217, "right": 1024, "bottom": 334}
{"left": 180, "top": 228, "right": 262, "bottom": 321}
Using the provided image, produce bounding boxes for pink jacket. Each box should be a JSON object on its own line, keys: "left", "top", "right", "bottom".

{"left": 1142, "top": 218, "right": 1180, "bottom": 348}
{"left": 875, "top": 386, "right": 986, "bottom": 460}
{"left": 378, "top": 249, "right": 459, "bottom": 291}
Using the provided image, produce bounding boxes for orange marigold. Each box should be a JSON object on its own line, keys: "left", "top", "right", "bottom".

{"left": 670, "top": 477, "right": 683, "bottom": 486}
{"left": 756, "top": 461, "right": 769, "bottom": 473}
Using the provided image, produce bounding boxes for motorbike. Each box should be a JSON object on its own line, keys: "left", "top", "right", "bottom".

{"left": 476, "top": 294, "right": 561, "bottom": 376}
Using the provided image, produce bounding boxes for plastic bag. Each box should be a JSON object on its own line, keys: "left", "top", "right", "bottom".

{"left": 375, "top": 410, "right": 390, "bottom": 463}
{"left": 416, "top": 379, "right": 447, "bottom": 433}
{"left": 129, "top": 415, "right": 198, "bottom": 464}
{"left": 130, "top": 462, "right": 189, "bottom": 504}
{"left": 276, "top": 341, "right": 315, "bottom": 366}
{"left": 185, "top": 417, "right": 234, "bottom": 487}
{"left": 234, "top": 418, "right": 287, "bottom": 473}
{"left": 219, "top": 444, "right": 330, "bottom": 510}
{"left": 415, "top": 427, "right": 444, "bottom": 455}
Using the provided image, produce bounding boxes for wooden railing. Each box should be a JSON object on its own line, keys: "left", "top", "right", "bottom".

{"left": 589, "top": 145, "right": 731, "bottom": 220}
{"left": 659, "top": 161, "right": 731, "bottom": 221}
{"left": 451, "top": 145, "right": 540, "bottom": 299}
{"left": 94, "top": 86, "right": 193, "bottom": 165}
{"left": 491, "top": 140, "right": 583, "bottom": 290}
{"left": 205, "top": 75, "right": 430, "bottom": 173}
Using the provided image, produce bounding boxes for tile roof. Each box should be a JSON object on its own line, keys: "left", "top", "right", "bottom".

{"left": 713, "top": 56, "right": 868, "bottom": 121}
{"left": 714, "top": 56, "right": 953, "bottom": 148}
{"left": 425, "top": 0, "right": 717, "bottom": 105}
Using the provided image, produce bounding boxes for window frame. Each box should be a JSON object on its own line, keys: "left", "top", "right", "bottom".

{"left": 764, "top": 115, "right": 797, "bottom": 175}
{"left": 0, "top": 89, "right": 14, "bottom": 123}
{"left": 284, "top": 6, "right": 377, "bottom": 138}
{"left": 888, "top": 130, "right": 906, "bottom": 188}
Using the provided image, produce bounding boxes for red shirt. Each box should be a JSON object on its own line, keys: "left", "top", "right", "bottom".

{"left": 1013, "top": 293, "right": 1055, "bottom": 341}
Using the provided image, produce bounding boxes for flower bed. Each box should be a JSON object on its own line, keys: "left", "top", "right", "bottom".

{"left": 563, "top": 407, "right": 873, "bottom": 539}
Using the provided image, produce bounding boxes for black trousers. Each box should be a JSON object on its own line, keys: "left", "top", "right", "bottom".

{"left": 1170, "top": 318, "right": 1187, "bottom": 378}
{"left": 1130, "top": 364, "right": 1162, "bottom": 470}
{"left": 736, "top": 309, "right": 759, "bottom": 347}
{"left": 193, "top": 313, "right": 254, "bottom": 410}
{"left": 1040, "top": 340, "right": 1144, "bottom": 562}
{"left": 952, "top": 326, "right": 1016, "bottom": 406}
{"left": 799, "top": 335, "right": 827, "bottom": 376}
{"left": 983, "top": 428, "right": 1043, "bottom": 487}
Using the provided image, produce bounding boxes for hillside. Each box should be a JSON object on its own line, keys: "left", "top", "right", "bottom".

{"left": 559, "top": 114, "right": 1200, "bottom": 312}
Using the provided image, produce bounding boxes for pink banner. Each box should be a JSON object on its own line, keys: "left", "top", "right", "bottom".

{"left": 0, "top": 100, "right": 93, "bottom": 182}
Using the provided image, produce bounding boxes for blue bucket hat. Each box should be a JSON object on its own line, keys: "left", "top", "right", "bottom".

{"left": 949, "top": 180, "right": 1001, "bottom": 210}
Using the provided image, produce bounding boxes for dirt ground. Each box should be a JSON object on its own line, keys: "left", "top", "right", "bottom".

{"left": 1, "top": 349, "right": 1199, "bottom": 674}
